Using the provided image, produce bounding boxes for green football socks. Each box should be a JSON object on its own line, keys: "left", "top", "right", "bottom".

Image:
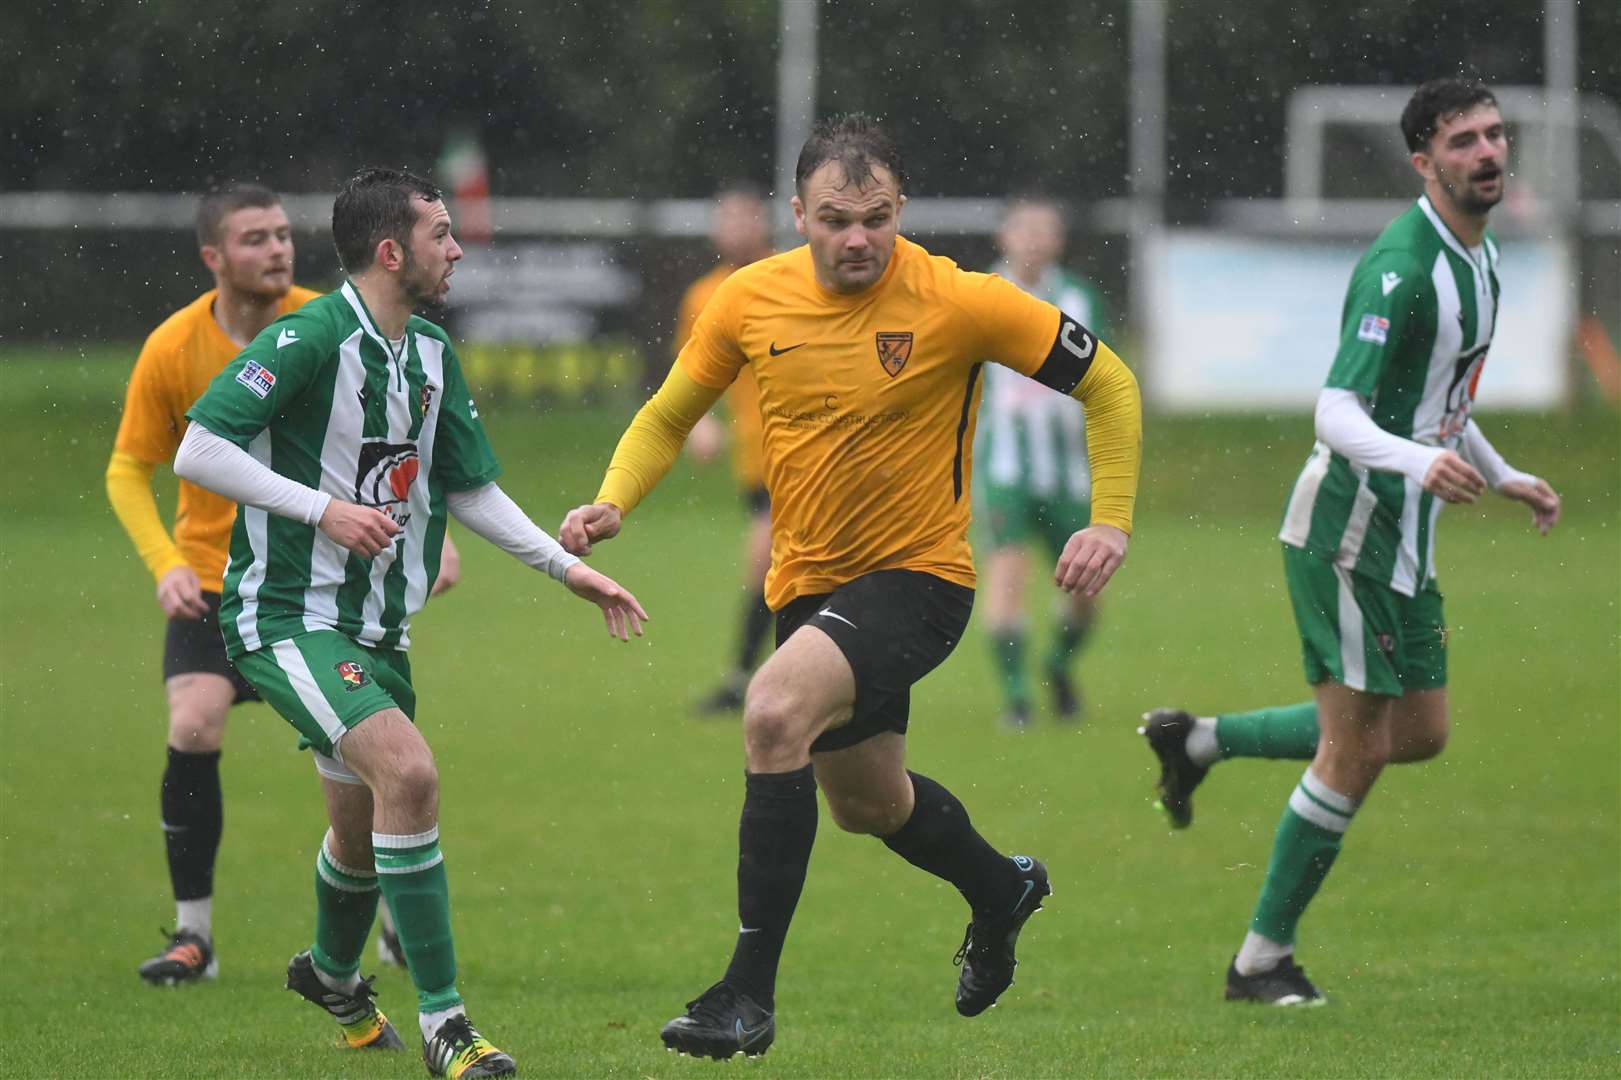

{"left": 1217, "top": 702, "right": 1320, "bottom": 761}
{"left": 312, "top": 832, "right": 381, "bottom": 989}
{"left": 1247, "top": 768, "right": 1357, "bottom": 948}
{"left": 991, "top": 628, "right": 1030, "bottom": 712}
{"left": 373, "top": 827, "right": 462, "bottom": 1013}
{"left": 1044, "top": 613, "right": 1091, "bottom": 673}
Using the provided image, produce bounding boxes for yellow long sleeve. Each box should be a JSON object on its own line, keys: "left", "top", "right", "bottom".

{"left": 595, "top": 365, "right": 727, "bottom": 514}
{"left": 106, "top": 450, "right": 188, "bottom": 581}
{"left": 1071, "top": 342, "right": 1142, "bottom": 534}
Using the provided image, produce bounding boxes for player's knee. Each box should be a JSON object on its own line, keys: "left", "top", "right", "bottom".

{"left": 1397, "top": 724, "right": 1449, "bottom": 762}
{"left": 388, "top": 755, "right": 439, "bottom": 811}
{"left": 1317, "top": 724, "right": 1391, "bottom": 771}
{"left": 742, "top": 689, "right": 807, "bottom": 760}
{"left": 166, "top": 705, "right": 226, "bottom": 752}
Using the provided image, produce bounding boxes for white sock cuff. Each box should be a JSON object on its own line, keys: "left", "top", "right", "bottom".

{"left": 1289, "top": 769, "right": 1356, "bottom": 833}
{"left": 1300, "top": 769, "right": 1357, "bottom": 814}
{"left": 372, "top": 825, "right": 440, "bottom": 851}
{"left": 321, "top": 830, "right": 378, "bottom": 880}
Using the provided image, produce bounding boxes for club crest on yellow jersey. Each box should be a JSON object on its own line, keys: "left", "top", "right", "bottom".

{"left": 876, "top": 332, "right": 913, "bottom": 377}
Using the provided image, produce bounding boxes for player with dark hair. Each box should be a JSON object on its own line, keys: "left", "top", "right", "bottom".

{"left": 1141, "top": 78, "right": 1559, "bottom": 1005}
{"left": 175, "top": 166, "right": 649, "bottom": 1077}
{"left": 976, "top": 195, "right": 1112, "bottom": 727}
{"left": 109, "top": 183, "right": 335, "bottom": 985}
{"left": 681, "top": 183, "right": 777, "bottom": 714}
{"left": 562, "top": 114, "right": 1141, "bottom": 1058}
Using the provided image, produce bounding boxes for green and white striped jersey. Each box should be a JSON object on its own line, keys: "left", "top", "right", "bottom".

{"left": 187, "top": 281, "right": 501, "bottom": 655}
{"left": 1279, "top": 195, "right": 1500, "bottom": 596}
{"left": 976, "top": 265, "right": 1109, "bottom": 500}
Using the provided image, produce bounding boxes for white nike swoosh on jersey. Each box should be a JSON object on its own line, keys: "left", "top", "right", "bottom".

{"left": 277, "top": 329, "right": 299, "bottom": 349}
{"left": 1381, "top": 272, "right": 1402, "bottom": 296}
{"left": 817, "top": 609, "right": 858, "bottom": 630}
{"left": 738, "top": 926, "right": 763, "bottom": 934}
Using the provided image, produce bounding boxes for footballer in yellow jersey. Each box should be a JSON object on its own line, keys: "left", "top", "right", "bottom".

{"left": 105, "top": 185, "right": 324, "bottom": 987}
{"left": 115, "top": 284, "right": 321, "bottom": 589}
{"left": 676, "top": 186, "right": 777, "bottom": 715}
{"left": 562, "top": 115, "right": 1141, "bottom": 1059}
{"left": 677, "top": 263, "right": 767, "bottom": 495}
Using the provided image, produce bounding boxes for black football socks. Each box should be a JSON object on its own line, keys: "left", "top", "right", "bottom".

{"left": 722, "top": 765, "right": 818, "bottom": 1010}
{"left": 161, "top": 746, "right": 224, "bottom": 904}
{"left": 737, "top": 590, "right": 774, "bottom": 674}
{"left": 882, "top": 771, "right": 1020, "bottom": 918}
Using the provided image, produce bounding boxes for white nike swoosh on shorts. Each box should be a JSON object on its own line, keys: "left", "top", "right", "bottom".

{"left": 817, "top": 608, "right": 858, "bottom": 630}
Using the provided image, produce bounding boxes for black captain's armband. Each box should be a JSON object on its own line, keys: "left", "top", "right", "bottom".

{"left": 1030, "top": 314, "right": 1098, "bottom": 395}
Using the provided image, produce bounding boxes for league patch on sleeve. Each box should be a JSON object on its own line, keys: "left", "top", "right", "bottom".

{"left": 1356, "top": 314, "right": 1390, "bottom": 345}
{"left": 235, "top": 360, "right": 276, "bottom": 399}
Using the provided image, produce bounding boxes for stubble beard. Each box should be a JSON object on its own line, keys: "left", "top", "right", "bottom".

{"left": 398, "top": 250, "right": 445, "bottom": 309}
{"left": 224, "top": 261, "right": 292, "bottom": 303}
{"left": 1440, "top": 164, "right": 1505, "bottom": 219}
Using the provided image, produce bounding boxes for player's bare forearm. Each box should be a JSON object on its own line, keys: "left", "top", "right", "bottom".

{"left": 1055, "top": 524, "right": 1128, "bottom": 598}
{"left": 429, "top": 533, "right": 462, "bottom": 596}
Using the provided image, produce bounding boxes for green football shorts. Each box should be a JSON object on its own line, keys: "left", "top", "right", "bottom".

{"left": 980, "top": 479, "right": 1090, "bottom": 556}
{"left": 233, "top": 630, "right": 416, "bottom": 758}
{"left": 1283, "top": 544, "right": 1447, "bottom": 697}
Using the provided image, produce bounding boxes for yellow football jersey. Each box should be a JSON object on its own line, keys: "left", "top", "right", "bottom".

{"left": 676, "top": 263, "right": 766, "bottom": 491}
{"left": 678, "top": 237, "right": 1072, "bottom": 609}
{"left": 113, "top": 286, "right": 321, "bottom": 590}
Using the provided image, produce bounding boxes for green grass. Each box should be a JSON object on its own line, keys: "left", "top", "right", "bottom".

{"left": 1, "top": 347, "right": 1617, "bottom": 1077}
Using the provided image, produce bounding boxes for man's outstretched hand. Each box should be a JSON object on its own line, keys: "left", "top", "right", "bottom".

{"left": 1499, "top": 476, "right": 1561, "bottom": 535}
{"left": 564, "top": 562, "right": 649, "bottom": 641}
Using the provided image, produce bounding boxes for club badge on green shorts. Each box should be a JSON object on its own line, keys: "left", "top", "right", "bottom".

{"left": 334, "top": 660, "right": 370, "bottom": 691}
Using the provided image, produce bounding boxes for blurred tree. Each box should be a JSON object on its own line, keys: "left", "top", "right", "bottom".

{"left": 3, "top": 0, "right": 1616, "bottom": 210}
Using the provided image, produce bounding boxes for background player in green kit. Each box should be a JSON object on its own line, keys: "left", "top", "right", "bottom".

{"left": 1140, "top": 79, "right": 1561, "bottom": 1006}
{"left": 176, "top": 168, "right": 648, "bottom": 1078}
{"left": 975, "top": 196, "right": 1110, "bottom": 727}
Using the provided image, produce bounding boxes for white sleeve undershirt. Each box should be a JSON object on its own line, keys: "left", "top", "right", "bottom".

{"left": 1458, "top": 419, "right": 1538, "bottom": 491}
{"left": 1314, "top": 388, "right": 1443, "bottom": 486}
{"left": 174, "top": 422, "right": 332, "bottom": 525}
{"left": 446, "top": 483, "right": 580, "bottom": 583}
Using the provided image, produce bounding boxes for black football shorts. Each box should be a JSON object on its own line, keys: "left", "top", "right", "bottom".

{"left": 775, "top": 569, "right": 973, "bottom": 753}
{"left": 162, "top": 590, "right": 261, "bottom": 704}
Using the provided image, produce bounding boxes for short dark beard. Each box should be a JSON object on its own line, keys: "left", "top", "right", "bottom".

{"left": 1456, "top": 182, "right": 1503, "bottom": 216}
{"left": 1437, "top": 164, "right": 1503, "bottom": 219}
{"left": 397, "top": 245, "right": 441, "bottom": 309}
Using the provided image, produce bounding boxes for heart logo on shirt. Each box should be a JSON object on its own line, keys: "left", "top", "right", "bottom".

{"left": 389, "top": 457, "right": 419, "bottom": 500}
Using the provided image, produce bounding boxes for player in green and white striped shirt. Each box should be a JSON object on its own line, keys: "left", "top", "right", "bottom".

{"left": 974, "top": 197, "right": 1110, "bottom": 727}
{"left": 178, "top": 168, "right": 648, "bottom": 1078}
{"left": 1138, "top": 79, "right": 1561, "bottom": 1005}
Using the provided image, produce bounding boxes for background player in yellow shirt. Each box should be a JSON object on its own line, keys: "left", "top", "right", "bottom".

{"left": 679, "top": 184, "right": 776, "bottom": 715}
{"left": 106, "top": 184, "right": 455, "bottom": 984}
{"left": 560, "top": 114, "right": 1141, "bottom": 1059}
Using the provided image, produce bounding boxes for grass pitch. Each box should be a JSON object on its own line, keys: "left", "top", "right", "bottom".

{"left": 1, "top": 349, "right": 1616, "bottom": 1077}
